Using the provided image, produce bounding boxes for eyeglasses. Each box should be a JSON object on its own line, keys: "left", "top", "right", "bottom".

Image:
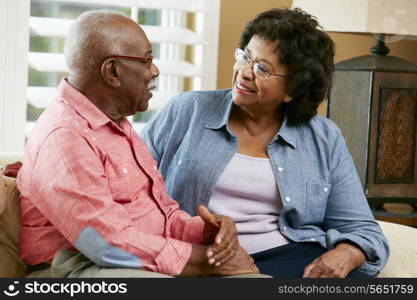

{"left": 106, "top": 55, "right": 154, "bottom": 68}
{"left": 234, "top": 48, "right": 288, "bottom": 79}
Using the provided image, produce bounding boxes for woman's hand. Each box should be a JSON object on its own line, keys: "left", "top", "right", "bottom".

{"left": 198, "top": 205, "right": 239, "bottom": 267}
{"left": 303, "top": 242, "right": 366, "bottom": 278}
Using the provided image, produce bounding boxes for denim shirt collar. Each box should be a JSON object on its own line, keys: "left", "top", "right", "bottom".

{"left": 204, "top": 89, "right": 297, "bottom": 149}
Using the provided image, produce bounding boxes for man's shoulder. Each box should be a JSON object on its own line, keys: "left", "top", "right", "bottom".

{"left": 27, "top": 101, "right": 90, "bottom": 150}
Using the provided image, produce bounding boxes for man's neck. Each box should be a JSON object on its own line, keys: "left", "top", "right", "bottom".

{"left": 67, "top": 75, "right": 123, "bottom": 124}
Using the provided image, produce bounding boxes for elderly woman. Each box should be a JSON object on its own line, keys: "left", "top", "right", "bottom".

{"left": 141, "top": 8, "right": 389, "bottom": 277}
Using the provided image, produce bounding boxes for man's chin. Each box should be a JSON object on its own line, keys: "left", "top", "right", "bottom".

{"left": 136, "top": 100, "right": 149, "bottom": 112}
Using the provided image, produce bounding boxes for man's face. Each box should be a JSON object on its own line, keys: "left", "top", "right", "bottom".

{"left": 116, "top": 28, "right": 159, "bottom": 116}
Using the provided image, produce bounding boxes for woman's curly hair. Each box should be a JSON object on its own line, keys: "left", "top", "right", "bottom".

{"left": 239, "top": 8, "right": 335, "bottom": 125}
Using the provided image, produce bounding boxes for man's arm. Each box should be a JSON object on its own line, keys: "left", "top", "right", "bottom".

{"left": 29, "top": 128, "right": 198, "bottom": 276}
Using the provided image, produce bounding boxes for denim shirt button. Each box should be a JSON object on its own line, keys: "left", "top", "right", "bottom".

{"left": 278, "top": 167, "right": 283, "bottom": 172}
{"left": 282, "top": 226, "right": 287, "bottom": 231}
{"left": 310, "top": 238, "right": 316, "bottom": 241}
{"left": 323, "top": 187, "right": 329, "bottom": 192}
{"left": 178, "top": 160, "right": 182, "bottom": 165}
{"left": 285, "top": 196, "right": 291, "bottom": 202}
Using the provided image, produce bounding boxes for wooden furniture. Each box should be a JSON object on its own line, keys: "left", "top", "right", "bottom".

{"left": 328, "top": 54, "right": 417, "bottom": 227}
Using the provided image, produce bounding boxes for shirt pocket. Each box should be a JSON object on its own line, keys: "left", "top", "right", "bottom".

{"left": 305, "top": 182, "right": 331, "bottom": 225}
{"left": 109, "top": 177, "right": 132, "bottom": 203}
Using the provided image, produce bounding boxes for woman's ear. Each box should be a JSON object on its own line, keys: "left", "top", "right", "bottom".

{"left": 100, "top": 58, "right": 122, "bottom": 88}
{"left": 283, "top": 95, "right": 293, "bottom": 103}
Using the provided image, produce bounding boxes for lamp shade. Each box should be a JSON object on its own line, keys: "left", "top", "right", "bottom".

{"left": 291, "top": 0, "right": 417, "bottom": 40}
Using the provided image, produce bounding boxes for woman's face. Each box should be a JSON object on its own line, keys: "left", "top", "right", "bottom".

{"left": 231, "top": 35, "right": 292, "bottom": 113}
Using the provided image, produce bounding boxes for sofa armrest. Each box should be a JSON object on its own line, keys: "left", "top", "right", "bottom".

{"left": 377, "top": 220, "right": 417, "bottom": 277}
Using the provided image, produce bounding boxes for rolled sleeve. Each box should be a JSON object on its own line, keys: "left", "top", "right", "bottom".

{"left": 323, "top": 132, "right": 390, "bottom": 275}
{"left": 26, "top": 128, "right": 195, "bottom": 274}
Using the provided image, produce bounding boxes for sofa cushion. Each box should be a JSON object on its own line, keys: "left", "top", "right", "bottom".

{"left": 3, "top": 161, "right": 22, "bottom": 178}
{"left": 0, "top": 174, "right": 27, "bottom": 277}
{"left": 377, "top": 221, "right": 417, "bottom": 277}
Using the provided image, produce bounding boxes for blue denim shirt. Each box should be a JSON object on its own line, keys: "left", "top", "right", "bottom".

{"left": 141, "top": 89, "right": 389, "bottom": 276}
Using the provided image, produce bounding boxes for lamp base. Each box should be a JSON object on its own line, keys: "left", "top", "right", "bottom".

{"left": 370, "top": 34, "right": 390, "bottom": 56}
{"left": 334, "top": 54, "right": 417, "bottom": 73}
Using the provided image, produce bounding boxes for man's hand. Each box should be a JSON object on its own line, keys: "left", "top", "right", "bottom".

{"left": 303, "top": 242, "right": 366, "bottom": 278}
{"left": 198, "top": 205, "right": 238, "bottom": 267}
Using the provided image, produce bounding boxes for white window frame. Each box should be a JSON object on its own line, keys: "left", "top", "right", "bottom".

{"left": 0, "top": 0, "right": 30, "bottom": 152}
{"left": 0, "top": 0, "right": 221, "bottom": 151}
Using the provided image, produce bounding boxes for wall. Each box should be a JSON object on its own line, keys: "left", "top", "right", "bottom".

{"left": 217, "top": 0, "right": 417, "bottom": 116}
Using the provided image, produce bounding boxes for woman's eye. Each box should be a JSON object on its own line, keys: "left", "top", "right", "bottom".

{"left": 255, "top": 63, "right": 269, "bottom": 74}
{"left": 242, "top": 53, "right": 250, "bottom": 62}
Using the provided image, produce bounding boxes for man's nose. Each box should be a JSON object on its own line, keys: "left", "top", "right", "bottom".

{"left": 151, "top": 63, "right": 160, "bottom": 78}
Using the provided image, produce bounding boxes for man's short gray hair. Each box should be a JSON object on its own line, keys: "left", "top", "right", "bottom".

{"left": 64, "top": 10, "right": 125, "bottom": 74}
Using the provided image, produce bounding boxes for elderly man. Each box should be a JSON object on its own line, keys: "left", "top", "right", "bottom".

{"left": 17, "top": 10, "right": 259, "bottom": 278}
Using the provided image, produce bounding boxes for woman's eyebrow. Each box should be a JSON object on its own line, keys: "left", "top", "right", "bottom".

{"left": 245, "top": 47, "right": 273, "bottom": 68}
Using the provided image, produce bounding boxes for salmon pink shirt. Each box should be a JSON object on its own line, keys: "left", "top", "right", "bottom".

{"left": 17, "top": 79, "right": 203, "bottom": 276}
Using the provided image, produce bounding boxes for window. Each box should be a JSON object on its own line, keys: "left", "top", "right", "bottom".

{"left": 0, "top": 0, "right": 220, "bottom": 151}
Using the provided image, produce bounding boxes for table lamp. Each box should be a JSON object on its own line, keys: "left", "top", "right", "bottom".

{"left": 292, "top": 0, "right": 417, "bottom": 226}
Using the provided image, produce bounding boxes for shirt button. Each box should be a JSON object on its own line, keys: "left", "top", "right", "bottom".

{"left": 310, "top": 238, "right": 316, "bottom": 241}
{"left": 92, "top": 137, "right": 96, "bottom": 141}
{"left": 75, "top": 122, "right": 79, "bottom": 126}
{"left": 285, "top": 196, "right": 291, "bottom": 202}
{"left": 153, "top": 165, "right": 157, "bottom": 170}
{"left": 84, "top": 129, "right": 89, "bottom": 133}
{"left": 178, "top": 160, "right": 182, "bottom": 165}
{"left": 122, "top": 168, "right": 128, "bottom": 174}
{"left": 278, "top": 167, "right": 283, "bottom": 172}
{"left": 282, "top": 226, "right": 287, "bottom": 231}
{"left": 323, "top": 187, "right": 329, "bottom": 192}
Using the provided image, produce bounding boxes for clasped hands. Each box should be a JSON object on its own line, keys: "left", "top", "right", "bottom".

{"left": 198, "top": 205, "right": 259, "bottom": 275}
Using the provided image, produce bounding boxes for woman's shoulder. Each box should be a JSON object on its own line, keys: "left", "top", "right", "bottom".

{"left": 170, "top": 89, "right": 231, "bottom": 109}
{"left": 301, "top": 114, "right": 343, "bottom": 143}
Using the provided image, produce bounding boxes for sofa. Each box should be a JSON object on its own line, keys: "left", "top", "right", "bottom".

{"left": 1, "top": 152, "right": 417, "bottom": 278}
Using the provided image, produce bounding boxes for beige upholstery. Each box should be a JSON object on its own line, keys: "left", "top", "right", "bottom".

{"left": 0, "top": 175, "right": 27, "bottom": 277}
{"left": 377, "top": 221, "right": 417, "bottom": 277}
{"left": 1, "top": 151, "right": 416, "bottom": 278}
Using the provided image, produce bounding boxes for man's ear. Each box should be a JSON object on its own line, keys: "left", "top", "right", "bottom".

{"left": 100, "top": 58, "right": 122, "bottom": 88}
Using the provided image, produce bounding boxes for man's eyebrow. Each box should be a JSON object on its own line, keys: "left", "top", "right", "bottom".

{"left": 244, "top": 47, "right": 273, "bottom": 68}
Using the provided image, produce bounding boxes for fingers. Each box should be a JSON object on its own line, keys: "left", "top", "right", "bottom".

{"left": 207, "top": 239, "right": 238, "bottom": 266}
{"left": 303, "top": 259, "right": 318, "bottom": 278}
{"left": 198, "top": 205, "right": 219, "bottom": 228}
{"left": 208, "top": 217, "right": 238, "bottom": 264}
{"left": 213, "top": 216, "right": 234, "bottom": 244}
{"left": 303, "top": 255, "right": 348, "bottom": 278}
{"left": 206, "top": 235, "right": 236, "bottom": 264}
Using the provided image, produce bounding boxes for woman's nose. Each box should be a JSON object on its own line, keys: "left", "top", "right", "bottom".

{"left": 239, "top": 62, "right": 255, "bottom": 80}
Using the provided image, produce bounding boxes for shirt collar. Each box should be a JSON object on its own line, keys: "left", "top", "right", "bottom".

{"left": 204, "top": 88, "right": 297, "bottom": 148}
{"left": 204, "top": 89, "right": 234, "bottom": 130}
{"left": 57, "top": 79, "right": 130, "bottom": 131}
{"left": 275, "top": 115, "right": 297, "bottom": 149}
